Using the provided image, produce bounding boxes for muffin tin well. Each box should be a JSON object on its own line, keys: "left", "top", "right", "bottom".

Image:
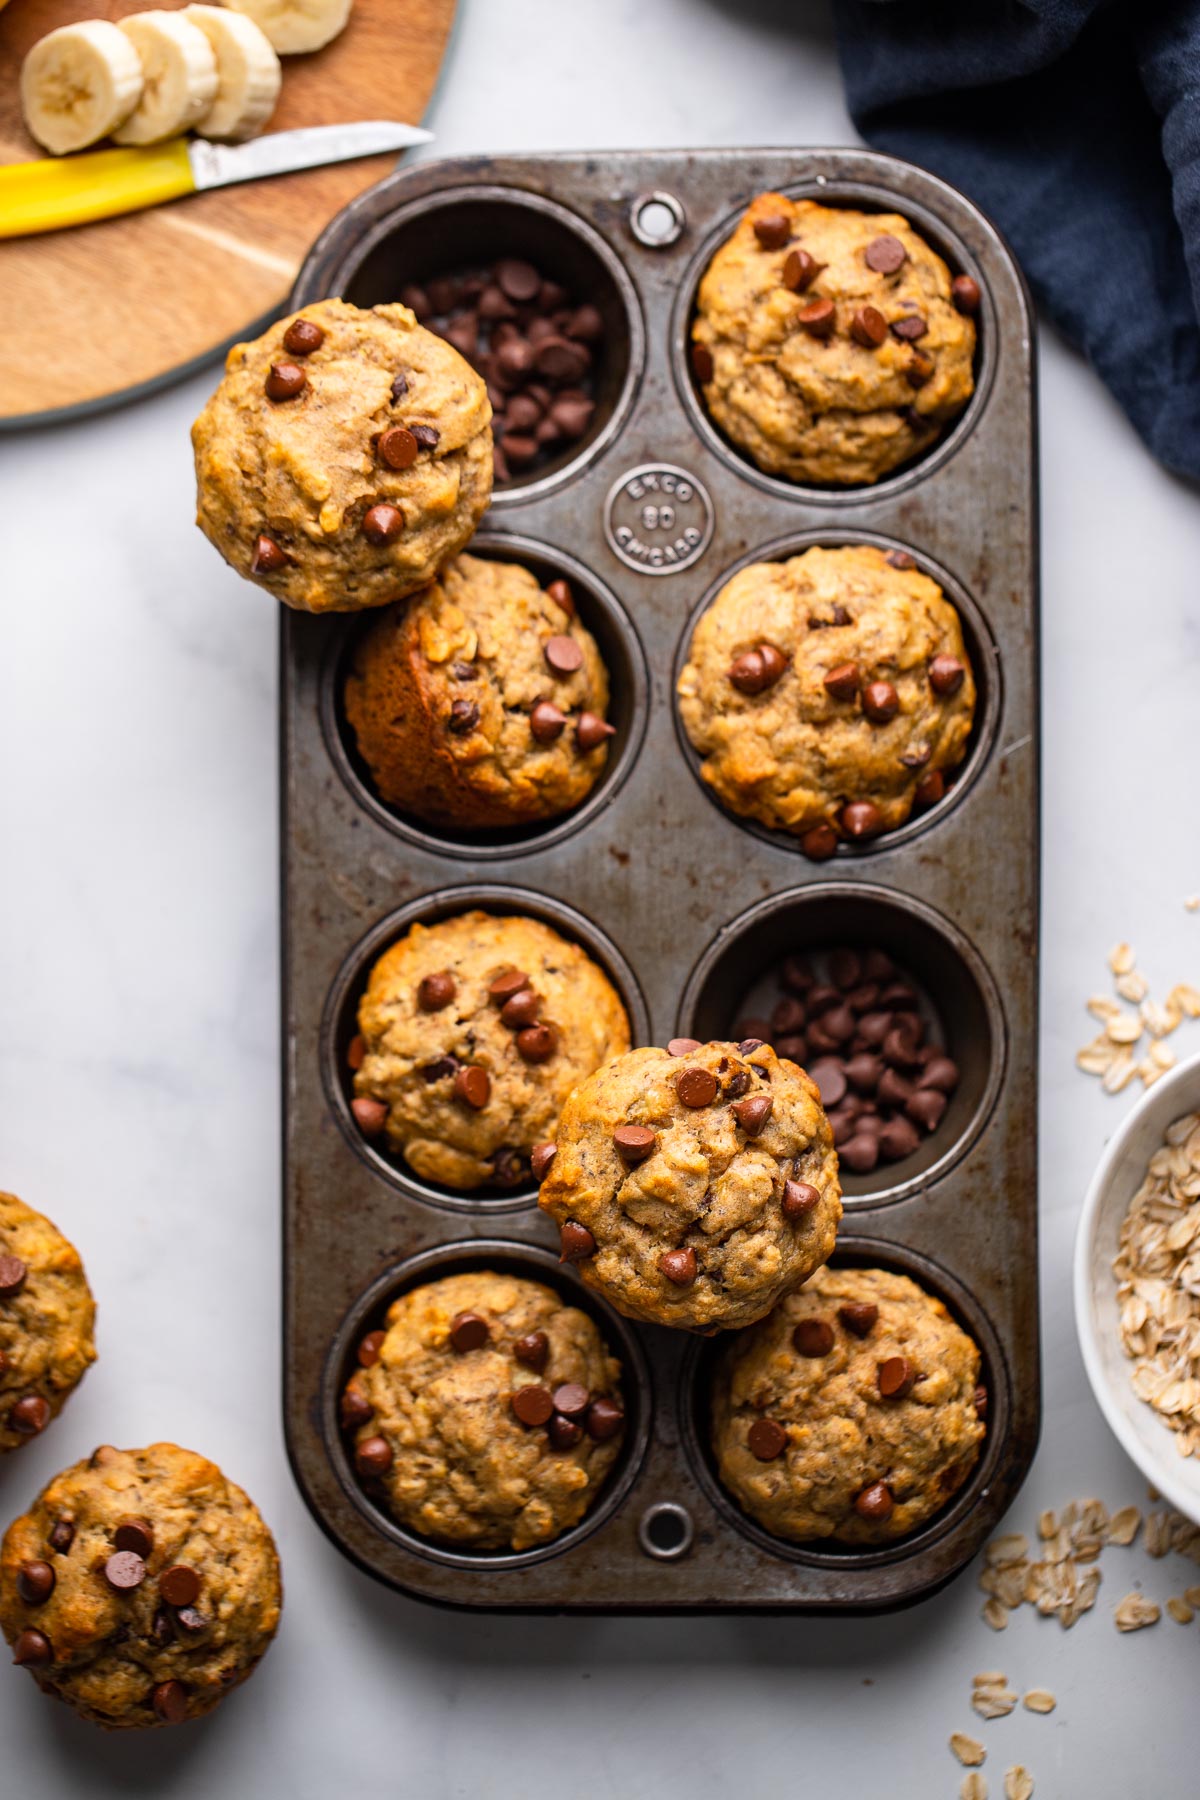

{"left": 282, "top": 148, "right": 1040, "bottom": 1611}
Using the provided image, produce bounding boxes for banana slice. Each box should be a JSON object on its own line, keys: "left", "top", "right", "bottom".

{"left": 112, "top": 11, "right": 219, "bottom": 147}
{"left": 217, "top": 0, "right": 352, "bottom": 57}
{"left": 186, "top": 5, "right": 281, "bottom": 141}
{"left": 20, "top": 20, "right": 144, "bottom": 156}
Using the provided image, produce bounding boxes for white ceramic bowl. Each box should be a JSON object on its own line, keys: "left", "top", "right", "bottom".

{"left": 1074, "top": 1049, "right": 1200, "bottom": 1525}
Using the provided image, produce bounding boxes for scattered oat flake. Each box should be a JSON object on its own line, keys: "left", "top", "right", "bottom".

{"left": 1185, "top": 1584, "right": 1200, "bottom": 1607}
{"left": 1102, "top": 1052, "right": 1138, "bottom": 1093}
{"left": 951, "top": 1733, "right": 986, "bottom": 1768}
{"left": 972, "top": 1686, "right": 1018, "bottom": 1720}
{"left": 982, "top": 1597, "right": 1009, "bottom": 1631}
{"left": 1005, "top": 1768, "right": 1034, "bottom": 1800}
{"left": 1167, "top": 1596, "right": 1194, "bottom": 1623}
{"left": 961, "top": 1776, "right": 988, "bottom": 1800}
{"left": 1116, "top": 970, "right": 1149, "bottom": 1003}
{"left": 1170, "top": 982, "right": 1200, "bottom": 1016}
{"left": 1186, "top": 896, "right": 1200, "bottom": 912}
{"left": 1023, "top": 1689, "right": 1056, "bottom": 1714}
{"left": 1107, "top": 1012, "right": 1143, "bottom": 1044}
{"left": 1110, "top": 942, "right": 1137, "bottom": 975}
{"left": 1108, "top": 1506, "right": 1141, "bottom": 1545}
{"left": 1087, "top": 995, "right": 1122, "bottom": 1021}
{"left": 972, "top": 1670, "right": 1007, "bottom": 1687}
{"left": 1114, "top": 1591, "right": 1161, "bottom": 1631}
{"left": 986, "top": 1533, "right": 1029, "bottom": 1566}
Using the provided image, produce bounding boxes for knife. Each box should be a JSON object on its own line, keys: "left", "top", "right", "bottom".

{"left": 0, "top": 120, "right": 433, "bottom": 240}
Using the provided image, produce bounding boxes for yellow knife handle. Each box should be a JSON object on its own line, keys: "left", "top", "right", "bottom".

{"left": 0, "top": 140, "right": 194, "bottom": 239}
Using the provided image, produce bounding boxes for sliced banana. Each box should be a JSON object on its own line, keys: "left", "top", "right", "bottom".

{"left": 218, "top": 0, "right": 352, "bottom": 57}
{"left": 20, "top": 20, "right": 144, "bottom": 156}
{"left": 112, "top": 11, "right": 219, "bottom": 147}
{"left": 186, "top": 5, "right": 281, "bottom": 141}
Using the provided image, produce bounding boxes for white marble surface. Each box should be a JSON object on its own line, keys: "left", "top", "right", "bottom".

{"left": 3, "top": 0, "right": 1200, "bottom": 1792}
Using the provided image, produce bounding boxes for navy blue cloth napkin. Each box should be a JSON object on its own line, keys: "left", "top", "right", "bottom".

{"left": 833, "top": 0, "right": 1200, "bottom": 481}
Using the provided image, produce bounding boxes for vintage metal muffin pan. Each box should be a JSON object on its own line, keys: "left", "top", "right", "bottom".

{"left": 281, "top": 148, "right": 1040, "bottom": 1610}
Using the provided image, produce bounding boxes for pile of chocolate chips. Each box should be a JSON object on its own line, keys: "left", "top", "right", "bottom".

{"left": 399, "top": 258, "right": 604, "bottom": 484}
{"left": 735, "top": 947, "right": 960, "bottom": 1173}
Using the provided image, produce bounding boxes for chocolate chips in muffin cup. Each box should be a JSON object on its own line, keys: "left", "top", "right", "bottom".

{"left": 733, "top": 946, "right": 960, "bottom": 1174}
{"left": 399, "top": 260, "right": 604, "bottom": 485}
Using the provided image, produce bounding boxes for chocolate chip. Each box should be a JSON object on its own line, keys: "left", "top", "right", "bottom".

{"left": 340, "top": 1386, "right": 373, "bottom": 1431}
{"left": 552, "top": 1382, "right": 590, "bottom": 1420}
{"left": 793, "top": 1318, "right": 834, "bottom": 1357}
{"left": 47, "top": 1519, "right": 75, "bottom": 1555}
{"left": 747, "top": 1418, "right": 787, "bottom": 1461}
{"left": 442, "top": 316, "right": 478, "bottom": 359}
{"left": 783, "top": 248, "right": 821, "bottom": 291}
{"left": 17, "top": 1561, "right": 55, "bottom": 1605}
{"left": 428, "top": 275, "right": 460, "bottom": 313}
{"left": 9, "top": 1395, "right": 49, "bottom": 1436}
{"left": 496, "top": 258, "right": 541, "bottom": 302}
{"left": 853, "top": 1481, "right": 894, "bottom": 1520}
{"left": 530, "top": 1143, "right": 557, "bottom": 1181}
{"left": 152, "top": 1679, "right": 188, "bottom": 1724}
{"left": 491, "top": 1148, "right": 526, "bottom": 1189}
{"left": 890, "top": 315, "right": 927, "bottom": 342}
{"left": 488, "top": 969, "right": 530, "bottom": 1004}
{"left": 114, "top": 1517, "right": 154, "bottom": 1559}
{"left": 733, "top": 1094, "right": 773, "bottom": 1135}
{"left": 691, "top": 342, "right": 714, "bottom": 383}
{"left": 864, "top": 234, "right": 906, "bottom": 274}
{"left": 952, "top": 274, "right": 982, "bottom": 315}
{"left": 876, "top": 1067, "right": 912, "bottom": 1109}
{"left": 377, "top": 425, "right": 418, "bottom": 469}
{"left": 883, "top": 1027, "right": 922, "bottom": 1072}
{"left": 390, "top": 371, "right": 409, "bottom": 401}
{"left": 547, "top": 1414, "right": 583, "bottom": 1449}
{"left": 879, "top": 1115, "right": 921, "bottom": 1160}
{"left": 850, "top": 305, "right": 888, "bottom": 348}
{"left": 884, "top": 550, "right": 916, "bottom": 572}
{"left": 666, "top": 1038, "right": 703, "bottom": 1059}
{"left": 511, "top": 1384, "right": 554, "bottom": 1428}
{"left": 918, "top": 1056, "right": 959, "bottom": 1094}
{"left": 150, "top": 1608, "right": 174, "bottom": 1647}
{"left": 880, "top": 981, "right": 918, "bottom": 1012}
{"left": 362, "top": 503, "right": 404, "bottom": 544}
{"left": 928, "top": 654, "right": 966, "bottom": 697}
{"left": 807, "top": 1057, "right": 847, "bottom": 1108}
{"left": 559, "top": 1221, "right": 596, "bottom": 1262}
{"left": 421, "top": 1056, "right": 458, "bottom": 1083}
{"left": 174, "top": 1607, "right": 207, "bottom": 1635}
{"left": 355, "top": 1436, "right": 394, "bottom": 1476}
{"left": 517, "top": 1023, "right": 558, "bottom": 1063}
{"left": 450, "top": 1311, "right": 490, "bottom": 1353}
{"left": 347, "top": 1034, "right": 366, "bottom": 1070}
{"left": 613, "top": 1125, "right": 657, "bottom": 1163}
{"left": 530, "top": 701, "right": 568, "bottom": 743}
{"left": 774, "top": 1034, "right": 807, "bottom": 1062}
{"left": 283, "top": 317, "right": 324, "bottom": 356}
{"left": 545, "top": 577, "right": 575, "bottom": 616}
{"left": 104, "top": 1550, "right": 146, "bottom": 1591}
{"left": 728, "top": 650, "right": 767, "bottom": 695}
{"left": 0, "top": 1254, "right": 28, "bottom": 1296}
{"left": 905, "top": 351, "right": 934, "bottom": 389}
{"left": 13, "top": 1629, "right": 53, "bottom": 1666}
{"left": 797, "top": 297, "right": 836, "bottom": 338}
{"left": 822, "top": 1005, "right": 856, "bottom": 1044}
{"left": 454, "top": 1065, "right": 491, "bottom": 1109}
{"left": 658, "top": 1248, "right": 698, "bottom": 1286}
{"left": 265, "top": 360, "right": 306, "bottom": 401}
{"left": 974, "top": 1384, "right": 989, "bottom": 1420}
{"left": 159, "top": 1567, "right": 199, "bottom": 1607}
{"left": 782, "top": 1179, "right": 821, "bottom": 1219}
{"left": 417, "top": 970, "right": 455, "bottom": 1011}
{"left": 858, "top": 1011, "right": 893, "bottom": 1049}
{"left": 550, "top": 395, "right": 595, "bottom": 439}
{"left": 906, "top": 1087, "right": 948, "bottom": 1132}
{"left": 566, "top": 304, "right": 604, "bottom": 343}
{"left": 534, "top": 336, "right": 589, "bottom": 382}
{"left": 500, "top": 988, "right": 540, "bottom": 1028}
{"left": 800, "top": 823, "right": 839, "bottom": 861}
{"left": 757, "top": 644, "right": 789, "bottom": 687}
{"left": 350, "top": 1096, "right": 387, "bottom": 1136}
{"left": 913, "top": 769, "right": 945, "bottom": 809}
{"left": 840, "top": 800, "right": 884, "bottom": 840}
{"left": 861, "top": 681, "right": 900, "bottom": 726}
{"left": 585, "top": 1397, "right": 624, "bottom": 1441}
{"left": 355, "top": 1332, "right": 382, "bottom": 1370}
{"left": 844, "top": 1053, "right": 881, "bottom": 1094}
{"left": 823, "top": 661, "right": 860, "bottom": 702}
{"left": 544, "top": 634, "right": 583, "bottom": 675}
{"left": 770, "top": 997, "right": 805, "bottom": 1035}
{"left": 676, "top": 1066, "right": 718, "bottom": 1108}
{"left": 838, "top": 1301, "right": 879, "bottom": 1338}
{"left": 514, "top": 1331, "right": 549, "bottom": 1372}
{"left": 878, "top": 1355, "right": 917, "bottom": 1399}
{"left": 840, "top": 1133, "right": 880, "bottom": 1173}
{"left": 753, "top": 212, "right": 791, "bottom": 250}
{"left": 251, "top": 534, "right": 290, "bottom": 574}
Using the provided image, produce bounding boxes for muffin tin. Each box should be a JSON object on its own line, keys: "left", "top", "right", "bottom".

{"left": 282, "top": 148, "right": 1040, "bottom": 1610}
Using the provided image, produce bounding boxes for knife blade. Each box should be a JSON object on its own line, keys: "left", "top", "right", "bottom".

{"left": 0, "top": 121, "right": 433, "bottom": 240}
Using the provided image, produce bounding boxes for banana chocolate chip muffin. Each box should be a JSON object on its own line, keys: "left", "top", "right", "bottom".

{"left": 0, "top": 1443, "right": 282, "bottom": 1728}
{"left": 536, "top": 1040, "right": 841, "bottom": 1333}
{"left": 711, "top": 1265, "right": 986, "bottom": 1544}
{"left": 691, "top": 193, "right": 978, "bottom": 487}
{"left": 344, "top": 555, "right": 615, "bottom": 829}
{"left": 351, "top": 911, "right": 631, "bottom": 1191}
{"left": 192, "top": 297, "right": 493, "bottom": 614}
{"left": 341, "top": 1270, "right": 625, "bottom": 1551}
{"left": 0, "top": 1192, "right": 96, "bottom": 1454}
{"left": 677, "top": 544, "right": 976, "bottom": 852}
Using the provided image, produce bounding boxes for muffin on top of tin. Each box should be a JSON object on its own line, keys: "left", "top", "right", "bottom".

{"left": 676, "top": 543, "right": 976, "bottom": 854}
{"left": 191, "top": 297, "right": 493, "bottom": 614}
{"left": 710, "top": 1264, "right": 986, "bottom": 1544}
{"left": 350, "top": 910, "right": 631, "bottom": 1192}
{"left": 691, "top": 192, "right": 978, "bottom": 487}
{"left": 0, "top": 1191, "right": 96, "bottom": 1455}
{"left": 341, "top": 1270, "right": 625, "bottom": 1551}
{"left": 344, "top": 554, "right": 615, "bottom": 830}
{"left": 0, "top": 1442, "right": 281, "bottom": 1728}
{"left": 536, "top": 1039, "right": 841, "bottom": 1333}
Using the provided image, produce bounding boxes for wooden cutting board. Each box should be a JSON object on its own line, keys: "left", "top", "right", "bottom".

{"left": 0, "top": 0, "right": 456, "bottom": 424}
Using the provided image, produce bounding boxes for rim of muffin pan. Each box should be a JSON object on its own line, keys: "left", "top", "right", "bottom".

{"left": 678, "top": 882, "right": 1006, "bottom": 1207}
{"left": 321, "top": 532, "right": 649, "bottom": 861}
{"left": 308, "top": 183, "right": 645, "bottom": 504}
{"left": 670, "top": 178, "right": 996, "bottom": 506}
{"left": 323, "top": 1237, "right": 653, "bottom": 1572}
{"left": 320, "top": 884, "right": 652, "bottom": 1213}
{"left": 677, "top": 1235, "right": 1010, "bottom": 1571}
{"left": 669, "top": 528, "right": 1002, "bottom": 861}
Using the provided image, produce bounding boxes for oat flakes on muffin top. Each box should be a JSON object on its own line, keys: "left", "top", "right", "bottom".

{"left": 344, "top": 554, "right": 614, "bottom": 830}
{"left": 691, "top": 193, "right": 977, "bottom": 487}
{"left": 676, "top": 543, "right": 975, "bottom": 851}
